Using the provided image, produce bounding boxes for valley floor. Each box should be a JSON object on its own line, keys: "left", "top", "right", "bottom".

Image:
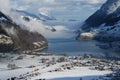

{"left": 0, "top": 52, "right": 119, "bottom": 80}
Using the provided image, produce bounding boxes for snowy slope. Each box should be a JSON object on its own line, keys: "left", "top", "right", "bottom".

{"left": 82, "top": 0, "right": 120, "bottom": 30}
{"left": 14, "top": 10, "right": 56, "bottom": 21}
{"left": 79, "top": 0, "right": 120, "bottom": 51}
{"left": 0, "top": 53, "right": 112, "bottom": 80}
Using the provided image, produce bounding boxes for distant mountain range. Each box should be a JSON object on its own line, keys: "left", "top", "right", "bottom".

{"left": 14, "top": 10, "right": 56, "bottom": 21}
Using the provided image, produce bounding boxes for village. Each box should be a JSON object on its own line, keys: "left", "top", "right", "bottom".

{"left": 0, "top": 52, "right": 119, "bottom": 80}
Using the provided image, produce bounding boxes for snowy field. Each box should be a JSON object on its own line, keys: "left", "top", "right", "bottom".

{"left": 0, "top": 53, "right": 112, "bottom": 80}
{"left": 32, "top": 67, "right": 110, "bottom": 80}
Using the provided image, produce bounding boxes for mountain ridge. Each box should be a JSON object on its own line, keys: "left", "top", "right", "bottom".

{"left": 0, "top": 11, "right": 48, "bottom": 53}
{"left": 78, "top": 0, "right": 120, "bottom": 51}
{"left": 82, "top": 0, "right": 120, "bottom": 31}
{"left": 14, "top": 10, "right": 56, "bottom": 21}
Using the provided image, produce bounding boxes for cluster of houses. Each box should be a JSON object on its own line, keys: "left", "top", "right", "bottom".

{"left": 48, "top": 63, "right": 74, "bottom": 73}
{"left": 71, "top": 56, "right": 120, "bottom": 71}
{"left": 1, "top": 53, "right": 119, "bottom": 80}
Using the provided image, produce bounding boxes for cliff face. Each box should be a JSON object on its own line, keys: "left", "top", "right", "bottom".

{"left": 82, "top": 0, "right": 120, "bottom": 31}
{"left": 0, "top": 11, "right": 48, "bottom": 53}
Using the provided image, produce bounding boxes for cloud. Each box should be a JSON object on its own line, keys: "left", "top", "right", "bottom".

{"left": 78, "top": 0, "right": 106, "bottom": 4}
{"left": 0, "top": 0, "right": 11, "bottom": 13}
{"left": 0, "top": 0, "right": 107, "bottom": 17}
{"left": 0, "top": 0, "right": 107, "bottom": 39}
{"left": 11, "top": 0, "right": 106, "bottom": 14}
{"left": 15, "top": 16, "right": 74, "bottom": 39}
{"left": 38, "top": 7, "right": 52, "bottom": 16}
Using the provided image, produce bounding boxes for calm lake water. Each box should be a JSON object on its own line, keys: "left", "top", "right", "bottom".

{"left": 43, "top": 39, "right": 120, "bottom": 60}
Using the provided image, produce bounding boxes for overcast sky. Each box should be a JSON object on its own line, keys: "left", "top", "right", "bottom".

{"left": 0, "top": 0, "right": 107, "bottom": 21}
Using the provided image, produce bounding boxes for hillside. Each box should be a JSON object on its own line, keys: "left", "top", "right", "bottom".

{"left": 79, "top": 0, "right": 120, "bottom": 51}
{"left": 0, "top": 11, "right": 48, "bottom": 53}
{"left": 82, "top": 0, "right": 120, "bottom": 31}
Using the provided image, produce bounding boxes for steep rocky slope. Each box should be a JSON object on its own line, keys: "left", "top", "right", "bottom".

{"left": 0, "top": 11, "right": 48, "bottom": 53}
{"left": 79, "top": 0, "right": 120, "bottom": 52}
{"left": 82, "top": 0, "right": 120, "bottom": 31}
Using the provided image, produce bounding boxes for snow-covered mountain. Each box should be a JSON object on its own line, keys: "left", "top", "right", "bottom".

{"left": 0, "top": 11, "right": 48, "bottom": 53}
{"left": 14, "top": 10, "right": 56, "bottom": 21}
{"left": 82, "top": 0, "right": 120, "bottom": 31}
{"left": 79, "top": 0, "right": 120, "bottom": 51}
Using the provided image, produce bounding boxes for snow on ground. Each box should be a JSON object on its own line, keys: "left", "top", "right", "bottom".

{"left": 32, "top": 67, "right": 110, "bottom": 80}
{"left": 0, "top": 53, "right": 112, "bottom": 80}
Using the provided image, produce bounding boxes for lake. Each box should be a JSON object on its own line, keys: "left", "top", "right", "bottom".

{"left": 43, "top": 39, "right": 120, "bottom": 60}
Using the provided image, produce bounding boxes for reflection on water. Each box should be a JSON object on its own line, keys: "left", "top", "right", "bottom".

{"left": 43, "top": 39, "right": 120, "bottom": 60}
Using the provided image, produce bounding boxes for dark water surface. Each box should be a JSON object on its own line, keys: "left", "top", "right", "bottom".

{"left": 43, "top": 39, "right": 120, "bottom": 60}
